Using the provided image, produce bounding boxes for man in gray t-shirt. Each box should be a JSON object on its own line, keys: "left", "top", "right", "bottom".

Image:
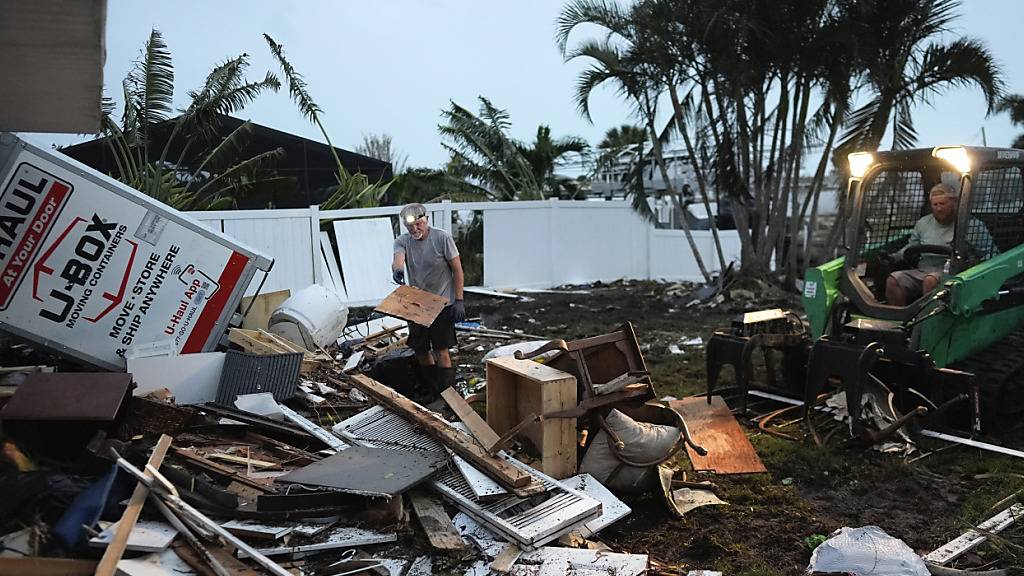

{"left": 391, "top": 203, "right": 465, "bottom": 398}
{"left": 885, "top": 183, "right": 996, "bottom": 305}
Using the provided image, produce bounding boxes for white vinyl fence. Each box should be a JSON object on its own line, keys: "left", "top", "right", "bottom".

{"left": 189, "top": 199, "right": 743, "bottom": 306}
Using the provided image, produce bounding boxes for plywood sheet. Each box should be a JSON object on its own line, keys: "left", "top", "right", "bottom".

{"left": 668, "top": 396, "right": 766, "bottom": 474}
{"left": 333, "top": 217, "right": 395, "bottom": 304}
{"left": 128, "top": 352, "right": 225, "bottom": 405}
{"left": 375, "top": 285, "right": 448, "bottom": 327}
{"left": 240, "top": 289, "right": 291, "bottom": 331}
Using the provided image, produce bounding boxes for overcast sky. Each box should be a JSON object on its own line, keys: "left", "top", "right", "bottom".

{"left": 30, "top": 0, "right": 1024, "bottom": 170}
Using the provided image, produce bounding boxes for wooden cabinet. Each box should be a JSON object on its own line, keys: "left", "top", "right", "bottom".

{"left": 485, "top": 357, "right": 577, "bottom": 479}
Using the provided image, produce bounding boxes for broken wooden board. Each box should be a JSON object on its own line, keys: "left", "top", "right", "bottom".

{"left": 95, "top": 435, "right": 172, "bottom": 576}
{"left": 348, "top": 374, "right": 540, "bottom": 495}
{"left": 491, "top": 543, "right": 523, "bottom": 573}
{"left": 668, "top": 396, "right": 767, "bottom": 474}
{"left": 375, "top": 285, "right": 449, "bottom": 327}
{"left": 228, "top": 329, "right": 319, "bottom": 374}
{"left": 442, "top": 387, "right": 501, "bottom": 450}
{"left": 171, "top": 448, "right": 272, "bottom": 493}
{"left": 277, "top": 446, "right": 448, "bottom": 497}
{"left": 409, "top": 492, "right": 468, "bottom": 552}
{"left": 241, "top": 289, "right": 291, "bottom": 331}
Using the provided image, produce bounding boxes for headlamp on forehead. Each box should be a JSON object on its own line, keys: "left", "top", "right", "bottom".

{"left": 400, "top": 204, "right": 427, "bottom": 225}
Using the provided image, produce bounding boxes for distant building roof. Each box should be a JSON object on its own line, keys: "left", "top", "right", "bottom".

{"left": 60, "top": 115, "right": 393, "bottom": 208}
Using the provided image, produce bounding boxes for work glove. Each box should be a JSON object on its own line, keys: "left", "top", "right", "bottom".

{"left": 392, "top": 268, "right": 405, "bottom": 285}
{"left": 452, "top": 299, "right": 466, "bottom": 323}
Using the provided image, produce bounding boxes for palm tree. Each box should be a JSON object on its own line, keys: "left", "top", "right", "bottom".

{"left": 439, "top": 97, "right": 587, "bottom": 201}
{"left": 557, "top": 0, "right": 715, "bottom": 282}
{"left": 99, "top": 29, "right": 290, "bottom": 210}
{"left": 518, "top": 125, "right": 589, "bottom": 198}
{"left": 837, "top": 0, "right": 1003, "bottom": 152}
{"left": 264, "top": 34, "right": 392, "bottom": 210}
{"left": 996, "top": 94, "right": 1024, "bottom": 149}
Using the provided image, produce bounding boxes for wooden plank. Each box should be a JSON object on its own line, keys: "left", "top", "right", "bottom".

{"left": 229, "top": 329, "right": 288, "bottom": 355}
{"left": 0, "top": 558, "right": 97, "bottom": 576}
{"left": 486, "top": 358, "right": 578, "bottom": 479}
{"left": 441, "top": 387, "right": 501, "bottom": 449}
{"left": 348, "top": 374, "right": 539, "bottom": 493}
{"left": 205, "top": 453, "right": 280, "bottom": 469}
{"left": 375, "top": 285, "right": 449, "bottom": 327}
{"left": 171, "top": 447, "right": 271, "bottom": 493}
{"left": 256, "top": 330, "right": 308, "bottom": 356}
{"left": 490, "top": 543, "right": 522, "bottom": 573}
{"left": 668, "top": 396, "right": 767, "bottom": 474}
{"left": 95, "top": 434, "right": 172, "bottom": 576}
{"left": 409, "top": 492, "right": 469, "bottom": 552}
{"left": 241, "top": 289, "right": 291, "bottom": 331}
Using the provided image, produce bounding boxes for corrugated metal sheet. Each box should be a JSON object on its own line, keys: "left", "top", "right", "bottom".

{"left": 215, "top": 350, "right": 302, "bottom": 406}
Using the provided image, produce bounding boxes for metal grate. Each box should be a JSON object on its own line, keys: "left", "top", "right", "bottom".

{"left": 966, "top": 167, "right": 1022, "bottom": 259}
{"left": 857, "top": 170, "right": 927, "bottom": 260}
{"left": 333, "top": 406, "right": 601, "bottom": 549}
{"left": 215, "top": 350, "right": 302, "bottom": 406}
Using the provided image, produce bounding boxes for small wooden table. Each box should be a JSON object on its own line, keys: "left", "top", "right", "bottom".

{"left": 486, "top": 357, "right": 578, "bottom": 479}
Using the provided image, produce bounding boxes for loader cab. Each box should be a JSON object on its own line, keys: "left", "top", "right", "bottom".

{"left": 840, "top": 147, "right": 1024, "bottom": 323}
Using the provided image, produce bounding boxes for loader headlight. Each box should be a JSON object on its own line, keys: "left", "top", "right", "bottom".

{"left": 848, "top": 152, "right": 875, "bottom": 179}
{"left": 933, "top": 146, "right": 971, "bottom": 175}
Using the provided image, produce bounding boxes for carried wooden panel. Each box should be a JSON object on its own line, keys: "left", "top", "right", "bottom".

{"left": 669, "top": 395, "right": 766, "bottom": 474}
{"left": 375, "top": 285, "right": 448, "bottom": 327}
{"left": 486, "top": 357, "right": 577, "bottom": 479}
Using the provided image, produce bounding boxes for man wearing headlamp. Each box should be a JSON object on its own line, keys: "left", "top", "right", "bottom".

{"left": 391, "top": 203, "right": 466, "bottom": 398}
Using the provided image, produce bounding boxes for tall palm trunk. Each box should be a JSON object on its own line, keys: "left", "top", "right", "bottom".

{"left": 668, "top": 83, "right": 727, "bottom": 279}
{"left": 645, "top": 116, "right": 711, "bottom": 283}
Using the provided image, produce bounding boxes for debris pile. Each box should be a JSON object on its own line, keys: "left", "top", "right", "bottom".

{"left": 0, "top": 283, "right": 764, "bottom": 575}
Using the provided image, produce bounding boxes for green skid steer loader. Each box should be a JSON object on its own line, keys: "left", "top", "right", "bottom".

{"left": 708, "top": 146, "right": 1024, "bottom": 437}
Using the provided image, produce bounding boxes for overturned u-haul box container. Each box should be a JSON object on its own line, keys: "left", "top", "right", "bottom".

{"left": 0, "top": 133, "right": 273, "bottom": 370}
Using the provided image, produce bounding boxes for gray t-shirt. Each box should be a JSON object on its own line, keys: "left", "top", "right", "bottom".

{"left": 394, "top": 227, "right": 460, "bottom": 304}
{"left": 900, "top": 214, "right": 998, "bottom": 271}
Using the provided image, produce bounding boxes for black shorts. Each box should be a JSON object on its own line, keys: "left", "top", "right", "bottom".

{"left": 407, "top": 305, "right": 457, "bottom": 353}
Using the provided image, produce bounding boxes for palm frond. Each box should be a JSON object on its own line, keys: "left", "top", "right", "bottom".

{"left": 264, "top": 34, "right": 322, "bottom": 123}
{"left": 554, "top": 0, "right": 631, "bottom": 55}
{"left": 132, "top": 29, "right": 175, "bottom": 126}
{"left": 996, "top": 95, "right": 1024, "bottom": 125}
{"left": 892, "top": 100, "right": 918, "bottom": 150}
{"left": 911, "top": 38, "right": 1003, "bottom": 111}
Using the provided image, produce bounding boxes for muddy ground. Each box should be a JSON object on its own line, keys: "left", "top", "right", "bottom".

{"left": 461, "top": 281, "right": 1024, "bottom": 576}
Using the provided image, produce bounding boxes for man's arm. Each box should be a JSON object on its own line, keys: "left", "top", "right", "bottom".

{"left": 448, "top": 255, "right": 464, "bottom": 300}
{"left": 391, "top": 251, "right": 406, "bottom": 284}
